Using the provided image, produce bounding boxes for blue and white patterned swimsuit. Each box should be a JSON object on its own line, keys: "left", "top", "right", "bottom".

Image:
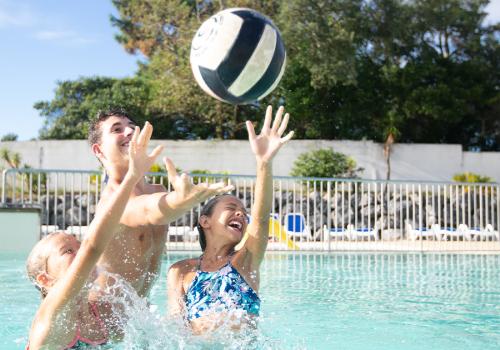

{"left": 185, "top": 256, "right": 261, "bottom": 321}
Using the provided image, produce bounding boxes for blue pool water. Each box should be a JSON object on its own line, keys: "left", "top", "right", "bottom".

{"left": 1, "top": 252, "right": 499, "bottom": 349}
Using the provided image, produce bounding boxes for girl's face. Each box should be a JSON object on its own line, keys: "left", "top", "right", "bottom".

{"left": 44, "top": 233, "right": 81, "bottom": 282}
{"left": 203, "top": 196, "right": 248, "bottom": 246}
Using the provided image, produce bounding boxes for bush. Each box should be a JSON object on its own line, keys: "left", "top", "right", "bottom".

{"left": 452, "top": 172, "right": 492, "bottom": 183}
{"left": 190, "top": 169, "right": 231, "bottom": 185}
{"left": 290, "top": 148, "right": 362, "bottom": 179}
{"left": 1, "top": 133, "right": 18, "bottom": 141}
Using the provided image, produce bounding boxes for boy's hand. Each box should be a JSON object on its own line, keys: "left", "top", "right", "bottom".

{"left": 164, "top": 157, "right": 234, "bottom": 206}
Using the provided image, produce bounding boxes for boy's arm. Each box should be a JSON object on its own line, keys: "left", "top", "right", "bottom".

{"left": 121, "top": 157, "right": 233, "bottom": 227}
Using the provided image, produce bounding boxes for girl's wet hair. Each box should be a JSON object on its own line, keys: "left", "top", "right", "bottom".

{"left": 26, "top": 232, "right": 66, "bottom": 298}
{"left": 196, "top": 194, "right": 235, "bottom": 251}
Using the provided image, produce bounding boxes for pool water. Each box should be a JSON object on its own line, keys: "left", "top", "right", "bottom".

{"left": 1, "top": 252, "right": 499, "bottom": 349}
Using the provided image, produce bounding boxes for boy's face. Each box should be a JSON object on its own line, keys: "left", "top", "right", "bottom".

{"left": 92, "top": 115, "right": 136, "bottom": 169}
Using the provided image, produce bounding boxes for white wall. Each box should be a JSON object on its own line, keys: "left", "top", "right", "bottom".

{"left": 1, "top": 140, "right": 499, "bottom": 182}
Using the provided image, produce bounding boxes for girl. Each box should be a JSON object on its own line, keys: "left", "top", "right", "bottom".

{"left": 167, "top": 106, "right": 293, "bottom": 334}
{"left": 25, "top": 123, "right": 161, "bottom": 349}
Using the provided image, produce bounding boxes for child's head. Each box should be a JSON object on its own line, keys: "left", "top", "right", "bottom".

{"left": 26, "top": 232, "right": 81, "bottom": 297}
{"left": 196, "top": 194, "right": 248, "bottom": 251}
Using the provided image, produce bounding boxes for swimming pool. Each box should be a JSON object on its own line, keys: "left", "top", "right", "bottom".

{"left": 1, "top": 252, "right": 499, "bottom": 349}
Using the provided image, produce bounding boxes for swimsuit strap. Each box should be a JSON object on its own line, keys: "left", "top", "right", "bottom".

{"left": 88, "top": 302, "right": 108, "bottom": 339}
{"left": 68, "top": 302, "right": 108, "bottom": 347}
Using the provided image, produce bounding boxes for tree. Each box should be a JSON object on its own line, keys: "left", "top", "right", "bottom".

{"left": 35, "top": 77, "right": 153, "bottom": 139}
{"left": 36, "top": 0, "right": 499, "bottom": 151}
{"left": 1, "top": 133, "right": 18, "bottom": 141}
{"left": 111, "top": 0, "right": 282, "bottom": 139}
{"left": 0, "top": 148, "right": 21, "bottom": 168}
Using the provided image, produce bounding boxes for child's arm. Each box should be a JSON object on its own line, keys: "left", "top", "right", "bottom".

{"left": 166, "top": 262, "right": 187, "bottom": 316}
{"left": 120, "top": 157, "right": 234, "bottom": 227}
{"left": 31, "top": 123, "right": 161, "bottom": 346}
{"left": 242, "top": 106, "right": 293, "bottom": 268}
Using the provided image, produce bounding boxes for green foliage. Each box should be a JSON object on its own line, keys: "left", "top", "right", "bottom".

{"left": 35, "top": 0, "right": 500, "bottom": 152}
{"left": 147, "top": 163, "right": 184, "bottom": 187}
{"left": 148, "top": 163, "right": 168, "bottom": 185}
{"left": 0, "top": 148, "right": 21, "bottom": 168}
{"left": 21, "top": 165, "right": 48, "bottom": 194}
{"left": 190, "top": 169, "right": 231, "bottom": 185}
{"left": 35, "top": 77, "right": 153, "bottom": 139}
{"left": 290, "top": 148, "right": 362, "bottom": 179}
{"left": 0, "top": 149, "right": 47, "bottom": 194}
{"left": 1, "top": 133, "right": 18, "bottom": 141}
{"left": 452, "top": 172, "right": 493, "bottom": 183}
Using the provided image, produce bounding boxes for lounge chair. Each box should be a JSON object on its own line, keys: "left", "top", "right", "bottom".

{"left": 438, "top": 224, "right": 472, "bottom": 241}
{"left": 350, "top": 224, "right": 379, "bottom": 241}
{"left": 284, "top": 213, "right": 313, "bottom": 241}
{"left": 474, "top": 224, "right": 500, "bottom": 241}
{"left": 322, "top": 225, "right": 350, "bottom": 240}
{"left": 406, "top": 222, "right": 437, "bottom": 241}
{"left": 167, "top": 225, "right": 194, "bottom": 242}
{"left": 65, "top": 225, "right": 89, "bottom": 240}
{"left": 41, "top": 225, "right": 60, "bottom": 236}
{"left": 186, "top": 226, "right": 200, "bottom": 242}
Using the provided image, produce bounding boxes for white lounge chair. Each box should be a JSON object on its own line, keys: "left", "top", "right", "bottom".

{"left": 350, "top": 224, "right": 379, "bottom": 241}
{"left": 65, "top": 225, "right": 90, "bottom": 240}
{"left": 187, "top": 226, "right": 200, "bottom": 242}
{"left": 438, "top": 224, "right": 472, "bottom": 241}
{"left": 167, "top": 225, "right": 194, "bottom": 242}
{"left": 474, "top": 224, "right": 500, "bottom": 241}
{"left": 41, "top": 225, "right": 60, "bottom": 236}
{"left": 406, "top": 222, "right": 437, "bottom": 241}
{"left": 322, "top": 225, "right": 350, "bottom": 240}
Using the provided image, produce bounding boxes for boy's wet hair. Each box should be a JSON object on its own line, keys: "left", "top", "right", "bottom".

{"left": 87, "top": 108, "right": 137, "bottom": 145}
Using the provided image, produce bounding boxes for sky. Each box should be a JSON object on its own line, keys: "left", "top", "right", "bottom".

{"left": 0, "top": 0, "right": 499, "bottom": 141}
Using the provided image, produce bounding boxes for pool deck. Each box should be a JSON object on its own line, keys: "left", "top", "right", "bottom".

{"left": 165, "top": 240, "right": 500, "bottom": 253}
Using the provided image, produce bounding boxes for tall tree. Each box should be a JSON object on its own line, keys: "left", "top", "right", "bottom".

{"left": 111, "top": 0, "right": 282, "bottom": 139}
{"left": 35, "top": 77, "right": 152, "bottom": 139}
{"left": 36, "top": 0, "right": 499, "bottom": 150}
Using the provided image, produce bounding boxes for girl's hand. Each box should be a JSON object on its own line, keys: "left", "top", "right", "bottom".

{"left": 246, "top": 105, "right": 294, "bottom": 163}
{"left": 128, "top": 122, "right": 163, "bottom": 180}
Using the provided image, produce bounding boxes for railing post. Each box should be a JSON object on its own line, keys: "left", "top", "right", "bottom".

{"left": 1, "top": 169, "right": 9, "bottom": 203}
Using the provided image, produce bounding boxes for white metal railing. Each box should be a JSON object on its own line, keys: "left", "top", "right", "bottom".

{"left": 2, "top": 168, "right": 499, "bottom": 252}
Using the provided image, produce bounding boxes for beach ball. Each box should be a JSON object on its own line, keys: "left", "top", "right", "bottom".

{"left": 190, "top": 8, "right": 286, "bottom": 104}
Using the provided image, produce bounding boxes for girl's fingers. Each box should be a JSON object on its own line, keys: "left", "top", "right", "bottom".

{"left": 246, "top": 121, "right": 257, "bottom": 140}
{"left": 137, "top": 121, "right": 152, "bottom": 145}
{"left": 281, "top": 131, "right": 294, "bottom": 144}
{"left": 277, "top": 113, "right": 290, "bottom": 136}
{"left": 271, "top": 106, "right": 284, "bottom": 133}
{"left": 131, "top": 126, "right": 140, "bottom": 145}
{"left": 261, "top": 105, "right": 272, "bottom": 134}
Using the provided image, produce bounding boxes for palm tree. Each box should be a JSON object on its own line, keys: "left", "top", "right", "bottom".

{"left": 0, "top": 148, "right": 21, "bottom": 168}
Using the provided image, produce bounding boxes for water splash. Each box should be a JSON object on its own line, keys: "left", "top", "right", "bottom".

{"left": 91, "top": 273, "right": 286, "bottom": 349}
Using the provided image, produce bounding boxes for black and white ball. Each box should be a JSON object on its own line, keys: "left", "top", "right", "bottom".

{"left": 190, "top": 8, "right": 286, "bottom": 104}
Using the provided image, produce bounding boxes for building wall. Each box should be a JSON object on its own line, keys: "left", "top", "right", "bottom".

{"left": 1, "top": 140, "right": 499, "bottom": 182}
